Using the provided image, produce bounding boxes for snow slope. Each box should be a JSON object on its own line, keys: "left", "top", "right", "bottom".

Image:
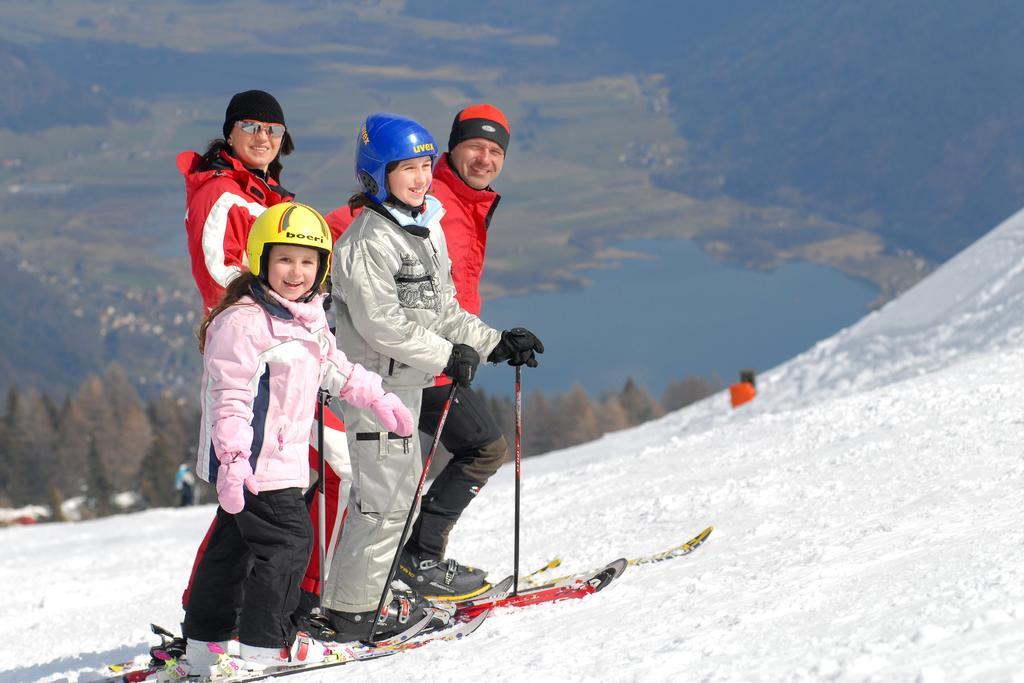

{"left": 766, "top": 206, "right": 1024, "bottom": 407}
{"left": 5, "top": 209, "right": 1024, "bottom": 682}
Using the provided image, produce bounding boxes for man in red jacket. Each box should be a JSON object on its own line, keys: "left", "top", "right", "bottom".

{"left": 320, "top": 104, "right": 542, "bottom": 598}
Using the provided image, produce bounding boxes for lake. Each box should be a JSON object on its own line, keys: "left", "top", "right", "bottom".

{"left": 472, "top": 239, "right": 877, "bottom": 398}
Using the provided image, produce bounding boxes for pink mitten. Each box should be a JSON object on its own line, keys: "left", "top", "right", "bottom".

{"left": 216, "top": 454, "right": 260, "bottom": 514}
{"left": 338, "top": 364, "right": 384, "bottom": 409}
{"left": 370, "top": 393, "right": 414, "bottom": 437}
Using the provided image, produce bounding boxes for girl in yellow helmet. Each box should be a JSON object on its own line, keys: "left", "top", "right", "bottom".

{"left": 182, "top": 203, "right": 414, "bottom": 672}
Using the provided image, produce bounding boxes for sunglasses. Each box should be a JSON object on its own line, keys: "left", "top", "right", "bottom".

{"left": 235, "top": 120, "right": 287, "bottom": 138}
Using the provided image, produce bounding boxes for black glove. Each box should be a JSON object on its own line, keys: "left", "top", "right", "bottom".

{"left": 487, "top": 327, "right": 545, "bottom": 368}
{"left": 443, "top": 343, "right": 480, "bottom": 386}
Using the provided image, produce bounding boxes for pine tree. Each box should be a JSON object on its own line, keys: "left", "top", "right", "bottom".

{"left": 148, "top": 391, "right": 198, "bottom": 469}
{"left": 84, "top": 437, "right": 113, "bottom": 517}
{"left": 149, "top": 391, "right": 207, "bottom": 504}
{"left": 0, "top": 393, "right": 11, "bottom": 506}
{"left": 3, "top": 385, "right": 16, "bottom": 423}
{"left": 523, "top": 391, "right": 557, "bottom": 456}
{"left": 39, "top": 393, "right": 61, "bottom": 431}
{"left": 76, "top": 371, "right": 147, "bottom": 493}
{"left": 555, "top": 385, "right": 602, "bottom": 448}
{"left": 51, "top": 396, "right": 93, "bottom": 498}
{"left": 46, "top": 482, "right": 67, "bottom": 522}
{"left": 0, "top": 386, "right": 18, "bottom": 504}
{"left": 619, "top": 377, "right": 664, "bottom": 426}
{"left": 76, "top": 374, "right": 117, "bottom": 485}
{"left": 139, "top": 434, "right": 179, "bottom": 507}
{"left": 103, "top": 363, "right": 154, "bottom": 490}
{"left": 662, "top": 375, "right": 721, "bottom": 412}
{"left": 598, "top": 392, "right": 632, "bottom": 435}
{"left": 5, "top": 389, "right": 55, "bottom": 505}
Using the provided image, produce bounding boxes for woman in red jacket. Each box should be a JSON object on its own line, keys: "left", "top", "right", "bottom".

{"left": 178, "top": 91, "right": 353, "bottom": 626}
{"left": 178, "top": 90, "right": 309, "bottom": 611}
{"left": 176, "top": 89, "right": 295, "bottom": 311}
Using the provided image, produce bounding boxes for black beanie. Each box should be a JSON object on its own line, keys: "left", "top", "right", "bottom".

{"left": 223, "top": 90, "right": 286, "bottom": 140}
{"left": 448, "top": 103, "right": 510, "bottom": 153}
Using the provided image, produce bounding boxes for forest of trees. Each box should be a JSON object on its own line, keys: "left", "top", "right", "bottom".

{"left": 0, "top": 364, "right": 720, "bottom": 521}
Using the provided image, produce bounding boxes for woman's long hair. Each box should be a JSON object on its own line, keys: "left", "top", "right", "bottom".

{"left": 197, "top": 272, "right": 260, "bottom": 354}
{"left": 197, "top": 131, "right": 295, "bottom": 182}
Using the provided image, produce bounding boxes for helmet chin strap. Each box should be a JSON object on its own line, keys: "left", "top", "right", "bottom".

{"left": 303, "top": 251, "right": 332, "bottom": 303}
{"left": 385, "top": 194, "right": 425, "bottom": 217}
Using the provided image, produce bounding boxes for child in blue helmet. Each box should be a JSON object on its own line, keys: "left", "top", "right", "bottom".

{"left": 319, "top": 113, "right": 534, "bottom": 641}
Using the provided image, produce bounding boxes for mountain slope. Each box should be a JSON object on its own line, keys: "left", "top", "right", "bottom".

{"left": 407, "top": 0, "right": 1024, "bottom": 260}
{"left": 0, "top": 39, "right": 132, "bottom": 132}
{"left": 764, "top": 206, "right": 1024, "bottom": 407}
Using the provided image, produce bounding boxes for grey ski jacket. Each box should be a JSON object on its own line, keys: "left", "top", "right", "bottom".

{"left": 330, "top": 198, "right": 501, "bottom": 390}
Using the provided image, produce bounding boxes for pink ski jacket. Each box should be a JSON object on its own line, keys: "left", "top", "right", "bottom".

{"left": 196, "top": 285, "right": 386, "bottom": 491}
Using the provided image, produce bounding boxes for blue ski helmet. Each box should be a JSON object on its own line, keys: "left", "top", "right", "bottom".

{"left": 355, "top": 113, "right": 438, "bottom": 204}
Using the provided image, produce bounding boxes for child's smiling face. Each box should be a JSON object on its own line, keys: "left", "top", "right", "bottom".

{"left": 387, "top": 155, "right": 433, "bottom": 206}
{"left": 266, "top": 243, "right": 320, "bottom": 301}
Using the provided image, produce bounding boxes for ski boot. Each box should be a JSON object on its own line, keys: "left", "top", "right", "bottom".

{"left": 313, "top": 587, "right": 452, "bottom": 644}
{"left": 147, "top": 624, "right": 186, "bottom": 667}
{"left": 238, "top": 631, "right": 328, "bottom": 668}
{"left": 399, "top": 548, "right": 489, "bottom": 600}
{"left": 145, "top": 625, "right": 190, "bottom": 682}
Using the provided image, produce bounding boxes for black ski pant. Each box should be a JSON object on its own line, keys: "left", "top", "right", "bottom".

{"left": 406, "top": 384, "right": 506, "bottom": 560}
{"left": 182, "top": 487, "right": 313, "bottom": 649}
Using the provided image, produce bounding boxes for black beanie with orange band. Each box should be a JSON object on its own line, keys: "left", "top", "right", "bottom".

{"left": 448, "top": 104, "right": 510, "bottom": 154}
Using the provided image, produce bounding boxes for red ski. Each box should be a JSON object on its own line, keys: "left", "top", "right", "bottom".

{"left": 455, "top": 558, "right": 627, "bottom": 622}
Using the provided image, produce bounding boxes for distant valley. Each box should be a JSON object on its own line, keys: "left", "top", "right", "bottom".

{"left": 2, "top": 0, "right": 1021, "bottom": 396}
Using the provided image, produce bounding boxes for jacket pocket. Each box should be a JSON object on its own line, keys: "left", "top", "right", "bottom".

{"left": 254, "top": 422, "right": 306, "bottom": 486}
{"left": 259, "top": 441, "right": 306, "bottom": 486}
{"left": 395, "top": 273, "right": 440, "bottom": 313}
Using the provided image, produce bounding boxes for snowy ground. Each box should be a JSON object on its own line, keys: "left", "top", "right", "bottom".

{"left": 6, "top": 209, "right": 1024, "bottom": 682}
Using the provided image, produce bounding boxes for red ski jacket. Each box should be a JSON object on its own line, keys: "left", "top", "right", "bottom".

{"left": 177, "top": 150, "right": 295, "bottom": 311}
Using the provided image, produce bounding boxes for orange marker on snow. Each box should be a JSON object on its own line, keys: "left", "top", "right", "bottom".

{"left": 729, "top": 369, "right": 757, "bottom": 408}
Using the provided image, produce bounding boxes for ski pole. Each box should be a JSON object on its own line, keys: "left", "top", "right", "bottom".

{"left": 513, "top": 365, "right": 523, "bottom": 595}
{"left": 368, "top": 380, "right": 459, "bottom": 644}
{"left": 317, "top": 388, "right": 327, "bottom": 608}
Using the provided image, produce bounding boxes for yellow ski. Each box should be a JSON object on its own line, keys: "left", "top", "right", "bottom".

{"left": 524, "top": 525, "right": 713, "bottom": 588}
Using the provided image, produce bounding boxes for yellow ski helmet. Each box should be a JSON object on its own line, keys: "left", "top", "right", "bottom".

{"left": 246, "top": 202, "right": 332, "bottom": 287}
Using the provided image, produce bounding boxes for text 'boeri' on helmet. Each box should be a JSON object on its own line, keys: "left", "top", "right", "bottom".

{"left": 247, "top": 202, "right": 333, "bottom": 287}
{"left": 356, "top": 112, "right": 438, "bottom": 204}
